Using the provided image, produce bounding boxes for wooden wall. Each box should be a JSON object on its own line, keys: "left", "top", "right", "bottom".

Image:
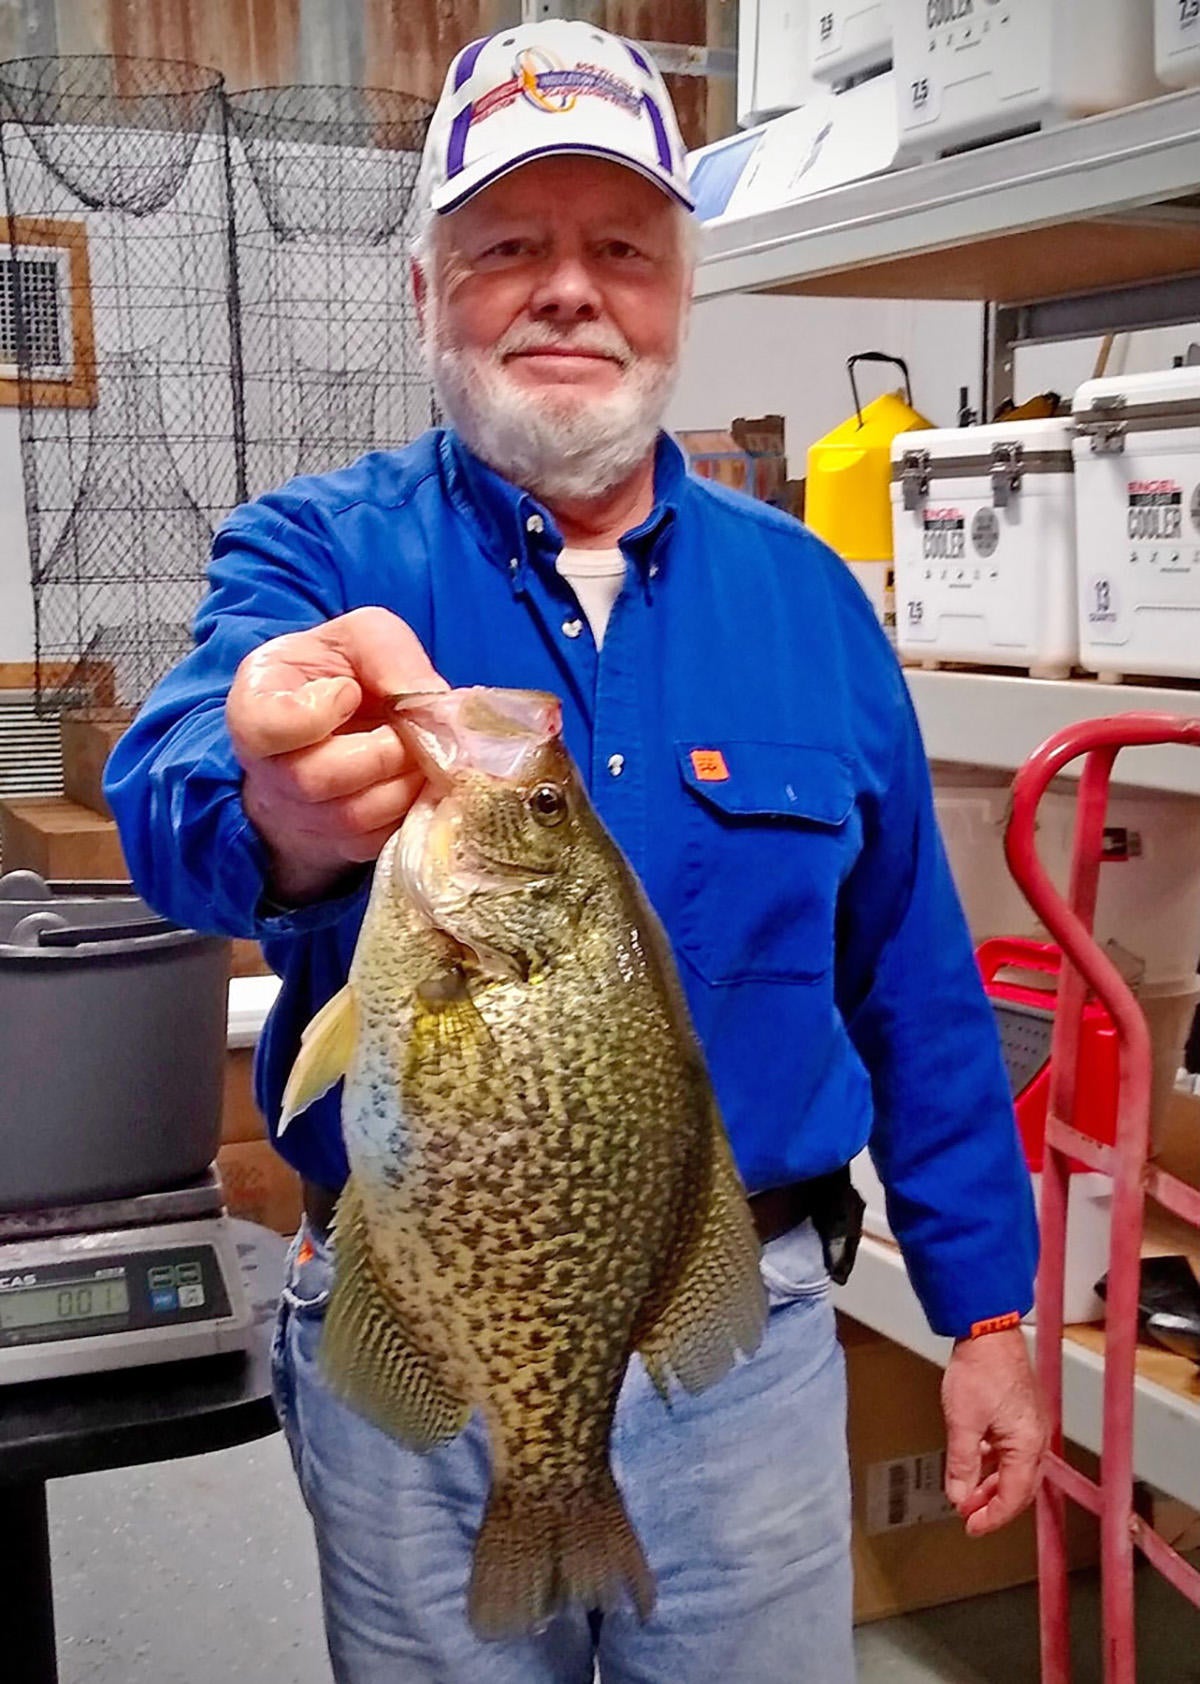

{"left": 0, "top": 0, "right": 734, "bottom": 146}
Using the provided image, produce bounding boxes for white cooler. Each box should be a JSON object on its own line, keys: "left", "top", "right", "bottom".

{"left": 892, "top": 0, "right": 1160, "bottom": 161}
{"left": 738, "top": 0, "right": 817, "bottom": 126}
{"left": 808, "top": 0, "right": 893, "bottom": 85}
{"left": 1156, "top": 0, "right": 1200, "bottom": 90}
{"left": 891, "top": 419, "right": 1078, "bottom": 677}
{"left": 1073, "top": 366, "right": 1200, "bottom": 682}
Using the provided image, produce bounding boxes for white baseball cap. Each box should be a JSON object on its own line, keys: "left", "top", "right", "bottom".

{"left": 418, "top": 20, "right": 694, "bottom": 217}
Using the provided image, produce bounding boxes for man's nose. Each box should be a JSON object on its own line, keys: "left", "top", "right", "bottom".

{"left": 528, "top": 254, "right": 601, "bottom": 321}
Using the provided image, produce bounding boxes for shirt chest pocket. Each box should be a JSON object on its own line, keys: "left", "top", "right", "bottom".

{"left": 675, "top": 741, "right": 856, "bottom": 986}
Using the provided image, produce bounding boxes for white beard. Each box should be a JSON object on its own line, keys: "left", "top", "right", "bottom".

{"left": 424, "top": 304, "right": 681, "bottom": 504}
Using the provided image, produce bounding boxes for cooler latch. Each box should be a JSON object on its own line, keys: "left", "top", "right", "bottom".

{"left": 900, "top": 448, "right": 931, "bottom": 511}
{"left": 990, "top": 442, "right": 1024, "bottom": 508}
{"left": 1078, "top": 394, "right": 1127, "bottom": 455}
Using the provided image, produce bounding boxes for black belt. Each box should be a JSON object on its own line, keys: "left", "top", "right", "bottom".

{"left": 302, "top": 1166, "right": 863, "bottom": 1285}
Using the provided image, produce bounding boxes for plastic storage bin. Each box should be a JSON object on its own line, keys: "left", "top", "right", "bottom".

{"left": 688, "top": 72, "right": 900, "bottom": 222}
{"left": 808, "top": 0, "right": 893, "bottom": 85}
{"left": 891, "top": 418, "right": 1078, "bottom": 676}
{"left": 1073, "top": 366, "right": 1200, "bottom": 682}
{"left": 892, "top": 0, "right": 1159, "bottom": 161}
{"left": 1156, "top": 0, "right": 1200, "bottom": 90}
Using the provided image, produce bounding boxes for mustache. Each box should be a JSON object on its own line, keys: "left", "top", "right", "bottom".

{"left": 492, "top": 321, "right": 634, "bottom": 368}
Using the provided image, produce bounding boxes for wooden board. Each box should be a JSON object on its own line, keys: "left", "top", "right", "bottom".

{"left": 767, "top": 217, "right": 1200, "bottom": 306}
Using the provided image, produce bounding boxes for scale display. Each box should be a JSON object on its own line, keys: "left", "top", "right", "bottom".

{"left": 0, "top": 1275, "right": 131, "bottom": 1330}
{"left": 0, "top": 1245, "right": 232, "bottom": 1349}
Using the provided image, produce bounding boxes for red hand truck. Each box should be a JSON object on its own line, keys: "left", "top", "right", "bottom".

{"left": 1004, "top": 713, "right": 1200, "bottom": 1684}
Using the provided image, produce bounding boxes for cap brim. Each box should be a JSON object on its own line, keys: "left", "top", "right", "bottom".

{"left": 429, "top": 142, "right": 695, "bottom": 215}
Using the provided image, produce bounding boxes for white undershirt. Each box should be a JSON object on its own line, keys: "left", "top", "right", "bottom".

{"left": 556, "top": 546, "right": 626, "bottom": 649}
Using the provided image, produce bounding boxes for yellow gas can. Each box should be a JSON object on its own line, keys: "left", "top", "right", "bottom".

{"left": 806, "top": 355, "right": 933, "bottom": 630}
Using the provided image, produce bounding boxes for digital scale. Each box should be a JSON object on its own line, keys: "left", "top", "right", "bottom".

{"left": 0, "top": 1171, "right": 253, "bottom": 1386}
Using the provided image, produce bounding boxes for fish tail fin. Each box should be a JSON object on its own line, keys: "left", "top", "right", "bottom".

{"left": 468, "top": 1473, "right": 655, "bottom": 1639}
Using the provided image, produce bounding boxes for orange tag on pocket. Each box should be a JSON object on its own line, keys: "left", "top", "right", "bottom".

{"left": 690, "top": 748, "right": 729, "bottom": 782}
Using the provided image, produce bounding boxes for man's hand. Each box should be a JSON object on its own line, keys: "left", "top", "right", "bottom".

{"left": 940, "top": 1327, "right": 1049, "bottom": 1536}
{"left": 227, "top": 607, "right": 446, "bottom": 906}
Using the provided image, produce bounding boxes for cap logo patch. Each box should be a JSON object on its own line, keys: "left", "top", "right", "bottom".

{"left": 470, "top": 46, "right": 642, "bottom": 129}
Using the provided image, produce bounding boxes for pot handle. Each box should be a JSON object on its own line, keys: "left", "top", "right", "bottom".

{"left": 36, "top": 914, "right": 185, "bottom": 947}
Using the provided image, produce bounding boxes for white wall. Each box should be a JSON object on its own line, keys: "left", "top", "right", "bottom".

{"left": 668, "top": 293, "right": 1200, "bottom": 478}
{"left": 666, "top": 292, "right": 986, "bottom": 464}
{"left": 0, "top": 411, "right": 33, "bottom": 664}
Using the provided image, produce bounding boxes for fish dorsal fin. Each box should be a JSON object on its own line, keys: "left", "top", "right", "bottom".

{"left": 321, "top": 1178, "right": 469, "bottom": 1450}
{"left": 278, "top": 983, "right": 359, "bottom": 1136}
{"left": 636, "top": 1092, "right": 767, "bottom": 1400}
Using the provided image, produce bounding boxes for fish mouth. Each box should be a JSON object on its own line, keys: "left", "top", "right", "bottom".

{"left": 391, "top": 688, "right": 562, "bottom": 790}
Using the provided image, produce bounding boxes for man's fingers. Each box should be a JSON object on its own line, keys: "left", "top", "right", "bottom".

{"left": 316, "top": 772, "right": 426, "bottom": 842}
{"left": 329, "top": 607, "right": 449, "bottom": 701}
{"left": 963, "top": 1451, "right": 1043, "bottom": 1537}
{"left": 944, "top": 1424, "right": 983, "bottom": 1511}
{"left": 265, "top": 724, "right": 410, "bottom": 804}
{"left": 230, "top": 672, "right": 362, "bottom": 762}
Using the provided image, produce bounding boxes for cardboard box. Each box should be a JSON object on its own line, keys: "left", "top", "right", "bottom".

{"left": 223, "top": 1047, "right": 267, "bottom": 1145}
{"left": 60, "top": 707, "right": 133, "bottom": 818}
{"left": 0, "top": 795, "right": 127, "bottom": 880}
{"left": 231, "top": 938, "right": 273, "bottom": 979}
{"left": 217, "top": 1138, "right": 302, "bottom": 1235}
{"left": 677, "top": 414, "right": 790, "bottom": 506}
{"left": 842, "top": 1316, "right": 1098, "bottom": 1623}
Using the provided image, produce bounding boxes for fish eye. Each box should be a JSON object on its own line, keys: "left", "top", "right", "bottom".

{"left": 528, "top": 783, "right": 568, "bottom": 826}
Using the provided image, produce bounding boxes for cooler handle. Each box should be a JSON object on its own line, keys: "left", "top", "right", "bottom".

{"left": 847, "top": 352, "right": 913, "bottom": 429}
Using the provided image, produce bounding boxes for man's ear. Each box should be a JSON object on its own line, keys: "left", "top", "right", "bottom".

{"left": 412, "top": 257, "right": 428, "bottom": 337}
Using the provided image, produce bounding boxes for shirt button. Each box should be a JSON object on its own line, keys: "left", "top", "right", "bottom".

{"left": 509, "top": 557, "right": 519, "bottom": 572}
{"left": 607, "top": 753, "right": 625, "bottom": 777}
{"left": 649, "top": 563, "right": 660, "bottom": 578}
{"left": 562, "top": 618, "right": 583, "bottom": 639}
{"left": 526, "top": 513, "right": 545, "bottom": 535}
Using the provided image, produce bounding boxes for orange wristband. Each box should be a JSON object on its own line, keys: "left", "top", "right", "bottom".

{"left": 969, "top": 1311, "right": 1023, "bottom": 1339}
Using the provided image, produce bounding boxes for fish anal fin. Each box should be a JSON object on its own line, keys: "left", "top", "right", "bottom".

{"left": 638, "top": 1113, "right": 767, "bottom": 1400}
{"left": 319, "top": 1179, "right": 469, "bottom": 1451}
{"left": 279, "top": 983, "right": 358, "bottom": 1136}
{"left": 468, "top": 1473, "right": 654, "bottom": 1640}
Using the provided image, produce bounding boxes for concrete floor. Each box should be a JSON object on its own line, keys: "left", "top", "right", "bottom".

{"left": 47, "top": 1434, "right": 1200, "bottom": 1683}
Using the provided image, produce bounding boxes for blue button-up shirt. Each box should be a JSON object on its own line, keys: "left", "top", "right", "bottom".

{"left": 105, "top": 427, "right": 1037, "bottom": 1338}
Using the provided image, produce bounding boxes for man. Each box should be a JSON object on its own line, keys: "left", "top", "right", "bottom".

{"left": 107, "top": 21, "right": 1046, "bottom": 1684}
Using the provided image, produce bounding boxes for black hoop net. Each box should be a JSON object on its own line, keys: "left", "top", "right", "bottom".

{"left": 0, "top": 56, "right": 239, "bottom": 714}
{"left": 228, "top": 85, "right": 436, "bottom": 502}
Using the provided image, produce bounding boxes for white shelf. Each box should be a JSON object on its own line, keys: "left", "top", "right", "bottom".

{"left": 906, "top": 669, "right": 1200, "bottom": 795}
{"left": 695, "top": 87, "right": 1200, "bottom": 304}
{"left": 833, "top": 1236, "right": 1200, "bottom": 1512}
{"left": 226, "top": 973, "right": 280, "bottom": 1049}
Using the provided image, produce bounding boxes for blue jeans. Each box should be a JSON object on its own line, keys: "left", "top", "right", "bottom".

{"left": 271, "top": 1216, "right": 855, "bottom": 1684}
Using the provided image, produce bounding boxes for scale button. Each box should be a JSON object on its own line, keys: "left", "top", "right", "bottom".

{"left": 177, "top": 1284, "right": 205, "bottom": 1310}
{"left": 150, "top": 1288, "right": 178, "bottom": 1313}
{"left": 176, "top": 1262, "right": 202, "bottom": 1287}
{"left": 148, "top": 1266, "right": 174, "bottom": 1290}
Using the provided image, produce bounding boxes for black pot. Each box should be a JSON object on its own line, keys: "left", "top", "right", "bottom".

{"left": 0, "top": 872, "right": 229, "bottom": 1212}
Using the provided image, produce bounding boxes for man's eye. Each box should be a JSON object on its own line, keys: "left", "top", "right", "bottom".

{"left": 483, "top": 238, "right": 530, "bottom": 259}
{"left": 601, "top": 240, "right": 641, "bottom": 260}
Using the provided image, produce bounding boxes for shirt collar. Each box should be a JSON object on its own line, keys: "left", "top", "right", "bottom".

{"left": 440, "top": 427, "right": 686, "bottom": 593}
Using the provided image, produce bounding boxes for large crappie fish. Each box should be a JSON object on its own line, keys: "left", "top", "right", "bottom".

{"left": 280, "top": 686, "right": 765, "bottom": 1639}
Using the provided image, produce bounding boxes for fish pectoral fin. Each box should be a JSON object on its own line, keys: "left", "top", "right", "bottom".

{"left": 637, "top": 1105, "right": 767, "bottom": 1401}
{"left": 408, "top": 966, "right": 499, "bottom": 1066}
{"left": 320, "top": 1178, "right": 469, "bottom": 1451}
{"left": 278, "top": 983, "right": 359, "bottom": 1136}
